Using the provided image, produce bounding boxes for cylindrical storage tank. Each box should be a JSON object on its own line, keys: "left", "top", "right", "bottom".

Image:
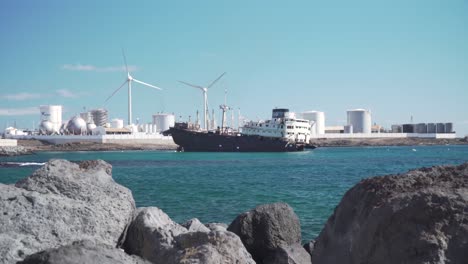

{"left": 415, "top": 123, "right": 427, "bottom": 133}
{"left": 80, "top": 112, "right": 93, "bottom": 123}
{"left": 347, "top": 109, "right": 371, "bottom": 133}
{"left": 445, "top": 123, "right": 453, "bottom": 133}
{"left": 344, "top": 125, "right": 353, "bottom": 134}
{"left": 66, "top": 116, "right": 87, "bottom": 135}
{"left": 427, "top": 123, "right": 436, "bottom": 133}
{"left": 91, "top": 109, "right": 108, "bottom": 127}
{"left": 39, "top": 105, "right": 62, "bottom": 134}
{"left": 402, "top": 124, "right": 415, "bottom": 133}
{"left": 301, "top": 111, "right": 325, "bottom": 135}
{"left": 436, "top": 123, "right": 445, "bottom": 133}
{"left": 391, "top": 125, "right": 402, "bottom": 133}
{"left": 152, "top": 114, "right": 175, "bottom": 132}
{"left": 111, "top": 118, "right": 124, "bottom": 129}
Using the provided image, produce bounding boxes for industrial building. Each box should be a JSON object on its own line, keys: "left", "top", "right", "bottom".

{"left": 393, "top": 123, "right": 454, "bottom": 134}
{"left": 4, "top": 105, "right": 175, "bottom": 144}
{"left": 301, "top": 111, "right": 325, "bottom": 136}
{"left": 309, "top": 108, "right": 456, "bottom": 139}
{"left": 347, "top": 109, "right": 372, "bottom": 134}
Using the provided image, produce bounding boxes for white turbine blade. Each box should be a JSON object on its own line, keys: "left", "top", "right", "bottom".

{"left": 133, "top": 79, "right": 162, "bottom": 90}
{"left": 207, "top": 72, "right": 226, "bottom": 88}
{"left": 122, "top": 49, "right": 129, "bottom": 73}
{"left": 179, "top": 80, "right": 204, "bottom": 90}
{"left": 105, "top": 80, "right": 128, "bottom": 103}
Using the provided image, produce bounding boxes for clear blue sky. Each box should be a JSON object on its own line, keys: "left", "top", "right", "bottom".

{"left": 1, "top": 0, "right": 467, "bottom": 135}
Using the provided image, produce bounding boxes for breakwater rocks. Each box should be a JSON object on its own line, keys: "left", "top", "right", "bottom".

{"left": 311, "top": 162, "right": 468, "bottom": 264}
{"left": 0, "top": 146, "right": 32, "bottom": 157}
{"left": 1, "top": 160, "right": 467, "bottom": 263}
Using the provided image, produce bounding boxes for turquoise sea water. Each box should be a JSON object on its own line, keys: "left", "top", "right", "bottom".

{"left": 1, "top": 145, "right": 467, "bottom": 242}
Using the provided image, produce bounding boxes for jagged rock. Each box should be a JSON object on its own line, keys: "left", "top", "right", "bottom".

{"left": 263, "top": 245, "right": 312, "bottom": 264}
{"left": 0, "top": 146, "right": 32, "bottom": 156}
{"left": 228, "top": 202, "right": 311, "bottom": 264}
{"left": 123, "top": 207, "right": 256, "bottom": 263}
{"left": 122, "top": 207, "right": 188, "bottom": 263}
{"left": 303, "top": 240, "right": 315, "bottom": 256}
{"left": 205, "top": 222, "right": 228, "bottom": 232}
{"left": 0, "top": 159, "right": 135, "bottom": 264}
{"left": 181, "top": 218, "right": 210, "bottom": 233}
{"left": 312, "top": 162, "right": 468, "bottom": 264}
{"left": 18, "top": 240, "right": 151, "bottom": 264}
{"left": 172, "top": 231, "right": 256, "bottom": 264}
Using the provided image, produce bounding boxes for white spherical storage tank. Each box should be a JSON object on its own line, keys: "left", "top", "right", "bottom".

{"left": 39, "top": 105, "right": 62, "bottom": 133}
{"left": 152, "top": 114, "right": 175, "bottom": 132}
{"left": 301, "top": 111, "right": 325, "bottom": 135}
{"left": 111, "top": 119, "right": 124, "bottom": 129}
{"left": 347, "top": 109, "right": 371, "bottom": 133}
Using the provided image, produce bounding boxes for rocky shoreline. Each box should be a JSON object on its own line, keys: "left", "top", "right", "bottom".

{"left": 1, "top": 137, "right": 466, "bottom": 157}
{"left": 1, "top": 159, "right": 467, "bottom": 263}
{"left": 0, "top": 146, "right": 33, "bottom": 157}
{"left": 0, "top": 140, "right": 178, "bottom": 156}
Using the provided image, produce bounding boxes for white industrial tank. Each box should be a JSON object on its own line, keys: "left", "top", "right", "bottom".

{"left": 347, "top": 109, "right": 371, "bottom": 133}
{"left": 39, "top": 120, "right": 55, "bottom": 135}
{"left": 91, "top": 109, "right": 108, "bottom": 127}
{"left": 111, "top": 118, "right": 124, "bottom": 129}
{"left": 301, "top": 111, "right": 325, "bottom": 135}
{"left": 87, "top": 123, "right": 97, "bottom": 131}
{"left": 66, "top": 116, "right": 87, "bottom": 135}
{"left": 152, "top": 114, "right": 175, "bottom": 133}
{"left": 80, "top": 112, "right": 93, "bottom": 123}
{"left": 39, "top": 105, "right": 62, "bottom": 134}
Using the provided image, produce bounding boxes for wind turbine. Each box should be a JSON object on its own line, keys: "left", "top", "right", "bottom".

{"left": 105, "top": 50, "right": 162, "bottom": 125}
{"left": 179, "top": 72, "right": 226, "bottom": 130}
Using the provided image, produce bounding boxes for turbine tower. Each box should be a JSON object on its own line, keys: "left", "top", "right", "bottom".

{"left": 179, "top": 72, "right": 226, "bottom": 130}
{"left": 105, "top": 50, "right": 162, "bottom": 125}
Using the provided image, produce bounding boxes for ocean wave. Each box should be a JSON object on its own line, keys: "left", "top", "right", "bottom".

{"left": 0, "top": 162, "right": 45, "bottom": 168}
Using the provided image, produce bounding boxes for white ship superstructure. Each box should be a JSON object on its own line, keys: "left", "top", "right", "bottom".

{"left": 242, "top": 108, "right": 311, "bottom": 143}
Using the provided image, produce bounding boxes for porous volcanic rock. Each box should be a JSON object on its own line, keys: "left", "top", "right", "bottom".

{"left": 0, "top": 159, "right": 135, "bottom": 264}
{"left": 123, "top": 207, "right": 256, "bottom": 263}
{"left": 181, "top": 218, "right": 211, "bottom": 233}
{"left": 172, "top": 230, "right": 256, "bottom": 264}
{"left": 0, "top": 146, "right": 32, "bottom": 156}
{"left": 18, "top": 240, "right": 151, "bottom": 264}
{"left": 205, "top": 222, "right": 228, "bottom": 232}
{"left": 228, "top": 202, "right": 311, "bottom": 264}
{"left": 123, "top": 207, "right": 188, "bottom": 263}
{"left": 311, "top": 162, "right": 468, "bottom": 264}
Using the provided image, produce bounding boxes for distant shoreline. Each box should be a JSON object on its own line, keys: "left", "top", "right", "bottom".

{"left": 18, "top": 137, "right": 468, "bottom": 151}
{"left": 16, "top": 139, "right": 178, "bottom": 153}
{"left": 310, "top": 137, "right": 468, "bottom": 147}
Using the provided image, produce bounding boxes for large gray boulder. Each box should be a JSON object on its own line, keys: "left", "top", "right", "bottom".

{"left": 312, "top": 162, "right": 468, "bottom": 264}
{"left": 0, "top": 159, "right": 135, "bottom": 264}
{"left": 172, "top": 230, "right": 256, "bottom": 264}
{"left": 18, "top": 240, "right": 151, "bottom": 264}
{"left": 228, "top": 202, "right": 311, "bottom": 264}
{"left": 123, "top": 207, "right": 256, "bottom": 263}
{"left": 123, "top": 207, "right": 188, "bottom": 263}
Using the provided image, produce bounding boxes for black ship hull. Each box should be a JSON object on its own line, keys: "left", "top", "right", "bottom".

{"left": 168, "top": 127, "right": 313, "bottom": 152}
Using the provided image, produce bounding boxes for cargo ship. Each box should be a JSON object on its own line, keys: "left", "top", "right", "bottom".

{"left": 167, "top": 108, "right": 315, "bottom": 152}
